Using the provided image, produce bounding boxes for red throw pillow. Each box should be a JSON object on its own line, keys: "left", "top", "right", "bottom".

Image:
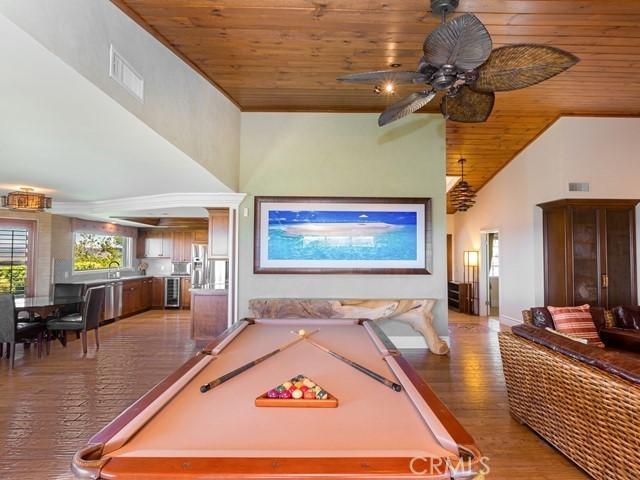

{"left": 547, "top": 305, "right": 605, "bottom": 348}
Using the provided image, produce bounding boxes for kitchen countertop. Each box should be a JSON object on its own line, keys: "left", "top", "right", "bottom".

{"left": 190, "top": 286, "right": 228, "bottom": 296}
{"left": 63, "top": 275, "right": 156, "bottom": 286}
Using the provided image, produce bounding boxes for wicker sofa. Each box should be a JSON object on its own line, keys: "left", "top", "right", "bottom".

{"left": 498, "top": 308, "right": 640, "bottom": 479}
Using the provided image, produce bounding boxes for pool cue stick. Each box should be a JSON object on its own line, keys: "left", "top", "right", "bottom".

{"left": 292, "top": 331, "right": 402, "bottom": 392}
{"left": 199, "top": 329, "right": 319, "bottom": 393}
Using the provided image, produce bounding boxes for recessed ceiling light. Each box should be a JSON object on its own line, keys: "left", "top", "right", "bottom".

{"left": 383, "top": 82, "right": 395, "bottom": 94}
{"left": 390, "top": 63, "right": 401, "bottom": 68}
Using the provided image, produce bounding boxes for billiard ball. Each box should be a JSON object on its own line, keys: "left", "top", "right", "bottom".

{"left": 267, "top": 389, "right": 279, "bottom": 399}
{"left": 298, "top": 329, "right": 306, "bottom": 336}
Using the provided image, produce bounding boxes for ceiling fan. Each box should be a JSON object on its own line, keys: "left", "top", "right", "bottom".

{"left": 337, "top": 0, "right": 579, "bottom": 126}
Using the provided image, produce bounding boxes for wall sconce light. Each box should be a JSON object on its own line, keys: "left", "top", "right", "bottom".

{"left": 463, "top": 250, "right": 479, "bottom": 267}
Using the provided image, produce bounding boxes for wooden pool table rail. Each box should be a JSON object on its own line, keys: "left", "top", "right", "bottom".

{"left": 72, "top": 318, "right": 481, "bottom": 479}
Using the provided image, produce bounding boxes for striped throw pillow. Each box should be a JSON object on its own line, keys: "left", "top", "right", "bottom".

{"left": 547, "top": 305, "right": 605, "bottom": 348}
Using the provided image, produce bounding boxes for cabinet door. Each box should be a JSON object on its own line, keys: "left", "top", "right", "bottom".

{"left": 141, "top": 279, "right": 152, "bottom": 309}
{"left": 182, "top": 231, "right": 194, "bottom": 262}
{"left": 172, "top": 232, "right": 185, "bottom": 262}
{"left": 136, "top": 231, "right": 146, "bottom": 258}
{"left": 145, "top": 231, "right": 164, "bottom": 258}
{"left": 604, "top": 208, "right": 637, "bottom": 307}
{"left": 122, "top": 286, "right": 134, "bottom": 316}
{"left": 181, "top": 278, "right": 191, "bottom": 308}
{"left": 193, "top": 230, "right": 208, "bottom": 243}
{"left": 162, "top": 232, "right": 172, "bottom": 257}
{"left": 571, "top": 207, "right": 601, "bottom": 306}
{"left": 152, "top": 277, "right": 164, "bottom": 308}
{"left": 208, "top": 209, "right": 229, "bottom": 257}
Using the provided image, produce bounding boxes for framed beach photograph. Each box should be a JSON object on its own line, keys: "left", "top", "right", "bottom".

{"left": 254, "top": 196, "right": 432, "bottom": 274}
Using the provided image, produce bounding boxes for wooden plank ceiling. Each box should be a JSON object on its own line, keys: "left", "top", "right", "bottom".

{"left": 113, "top": 0, "right": 640, "bottom": 206}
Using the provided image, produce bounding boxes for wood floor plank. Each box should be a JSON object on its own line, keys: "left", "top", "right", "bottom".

{"left": 0, "top": 310, "right": 588, "bottom": 479}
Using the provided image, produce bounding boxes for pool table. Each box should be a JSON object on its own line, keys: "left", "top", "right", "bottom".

{"left": 72, "top": 319, "right": 481, "bottom": 479}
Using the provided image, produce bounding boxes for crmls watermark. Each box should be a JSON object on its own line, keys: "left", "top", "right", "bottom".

{"left": 409, "top": 456, "right": 491, "bottom": 476}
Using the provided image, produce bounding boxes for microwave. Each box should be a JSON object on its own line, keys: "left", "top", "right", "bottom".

{"left": 171, "top": 261, "right": 191, "bottom": 276}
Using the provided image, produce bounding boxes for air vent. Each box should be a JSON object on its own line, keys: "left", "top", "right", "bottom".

{"left": 109, "top": 45, "right": 144, "bottom": 102}
{"left": 569, "top": 182, "right": 590, "bottom": 192}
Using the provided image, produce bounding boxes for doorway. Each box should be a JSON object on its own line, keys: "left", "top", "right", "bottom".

{"left": 486, "top": 232, "right": 500, "bottom": 317}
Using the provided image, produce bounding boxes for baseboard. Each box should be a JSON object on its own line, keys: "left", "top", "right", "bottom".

{"left": 498, "top": 315, "right": 522, "bottom": 327}
{"left": 389, "top": 335, "right": 450, "bottom": 350}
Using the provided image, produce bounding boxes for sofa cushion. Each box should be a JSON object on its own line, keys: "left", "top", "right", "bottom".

{"left": 531, "top": 307, "right": 555, "bottom": 329}
{"left": 611, "top": 306, "right": 640, "bottom": 330}
{"left": 547, "top": 304, "right": 605, "bottom": 347}
{"left": 512, "top": 324, "right": 640, "bottom": 384}
{"left": 599, "top": 327, "right": 640, "bottom": 352}
{"left": 589, "top": 307, "right": 608, "bottom": 331}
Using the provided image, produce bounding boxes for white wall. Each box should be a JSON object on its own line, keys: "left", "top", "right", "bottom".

{"left": 0, "top": 0, "right": 240, "bottom": 190}
{"left": 238, "top": 113, "right": 448, "bottom": 337}
{"left": 453, "top": 117, "right": 640, "bottom": 324}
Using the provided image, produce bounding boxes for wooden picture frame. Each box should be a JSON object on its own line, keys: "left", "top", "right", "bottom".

{"left": 253, "top": 196, "right": 432, "bottom": 275}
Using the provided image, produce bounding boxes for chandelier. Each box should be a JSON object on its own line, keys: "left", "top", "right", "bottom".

{"left": 1, "top": 188, "right": 52, "bottom": 212}
{"left": 450, "top": 158, "right": 476, "bottom": 212}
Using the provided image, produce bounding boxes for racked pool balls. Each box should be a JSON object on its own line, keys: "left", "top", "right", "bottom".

{"left": 265, "top": 375, "right": 330, "bottom": 403}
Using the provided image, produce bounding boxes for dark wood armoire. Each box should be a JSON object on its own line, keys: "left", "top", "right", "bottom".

{"left": 539, "top": 199, "right": 639, "bottom": 308}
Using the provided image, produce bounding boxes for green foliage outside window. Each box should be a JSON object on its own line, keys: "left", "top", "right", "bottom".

{"left": 0, "top": 264, "right": 26, "bottom": 295}
{"left": 74, "top": 233, "right": 127, "bottom": 271}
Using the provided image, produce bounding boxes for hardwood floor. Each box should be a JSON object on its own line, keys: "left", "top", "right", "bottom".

{"left": 0, "top": 310, "right": 587, "bottom": 479}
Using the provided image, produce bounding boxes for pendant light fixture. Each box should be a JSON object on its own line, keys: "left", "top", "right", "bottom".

{"left": 1, "top": 187, "right": 52, "bottom": 212}
{"left": 450, "top": 158, "right": 476, "bottom": 212}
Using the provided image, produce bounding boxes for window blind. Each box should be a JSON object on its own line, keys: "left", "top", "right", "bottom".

{"left": 0, "top": 227, "right": 30, "bottom": 297}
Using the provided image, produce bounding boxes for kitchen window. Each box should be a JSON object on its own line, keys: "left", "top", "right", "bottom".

{"left": 0, "top": 219, "right": 35, "bottom": 297}
{"left": 73, "top": 232, "right": 132, "bottom": 272}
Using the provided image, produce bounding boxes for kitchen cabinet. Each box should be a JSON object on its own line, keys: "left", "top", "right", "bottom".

{"left": 141, "top": 230, "right": 172, "bottom": 258}
{"left": 540, "top": 199, "right": 639, "bottom": 308}
{"left": 141, "top": 278, "right": 153, "bottom": 310}
{"left": 208, "top": 209, "right": 229, "bottom": 257}
{"left": 136, "top": 232, "right": 146, "bottom": 259}
{"left": 171, "top": 231, "right": 193, "bottom": 262}
{"left": 193, "top": 230, "right": 208, "bottom": 243}
{"left": 180, "top": 277, "right": 191, "bottom": 308}
{"left": 191, "top": 291, "right": 228, "bottom": 342}
{"left": 152, "top": 277, "right": 165, "bottom": 308}
{"left": 122, "top": 279, "right": 142, "bottom": 317}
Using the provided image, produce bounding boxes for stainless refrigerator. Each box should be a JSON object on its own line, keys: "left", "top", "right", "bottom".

{"left": 191, "top": 244, "right": 207, "bottom": 287}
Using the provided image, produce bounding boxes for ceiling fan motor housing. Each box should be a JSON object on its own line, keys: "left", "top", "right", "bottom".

{"left": 431, "top": 65, "right": 457, "bottom": 90}
{"left": 431, "top": 0, "right": 459, "bottom": 16}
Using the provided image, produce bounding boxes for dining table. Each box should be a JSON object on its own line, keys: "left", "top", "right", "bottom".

{"left": 13, "top": 295, "right": 84, "bottom": 350}
{"left": 14, "top": 295, "right": 84, "bottom": 319}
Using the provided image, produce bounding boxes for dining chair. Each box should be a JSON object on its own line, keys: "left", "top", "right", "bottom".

{"left": 0, "top": 293, "right": 46, "bottom": 369}
{"left": 50, "top": 283, "right": 85, "bottom": 342}
{"left": 46, "top": 285, "right": 105, "bottom": 355}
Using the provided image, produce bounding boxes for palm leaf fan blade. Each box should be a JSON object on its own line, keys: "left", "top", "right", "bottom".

{"left": 442, "top": 86, "right": 494, "bottom": 123}
{"left": 473, "top": 45, "right": 579, "bottom": 92}
{"left": 378, "top": 90, "right": 437, "bottom": 126}
{"left": 423, "top": 14, "right": 492, "bottom": 71}
{"left": 336, "top": 70, "right": 428, "bottom": 85}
